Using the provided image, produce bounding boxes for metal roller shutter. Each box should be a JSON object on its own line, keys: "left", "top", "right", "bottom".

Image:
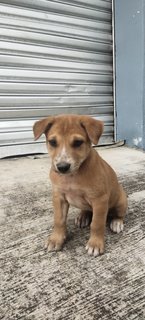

{"left": 0, "top": 0, "right": 114, "bottom": 158}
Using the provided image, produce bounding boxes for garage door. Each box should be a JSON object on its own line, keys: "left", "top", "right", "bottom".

{"left": 0, "top": 0, "right": 114, "bottom": 158}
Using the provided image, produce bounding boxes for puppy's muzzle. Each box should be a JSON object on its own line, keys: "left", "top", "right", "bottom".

{"left": 56, "top": 162, "right": 71, "bottom": 174}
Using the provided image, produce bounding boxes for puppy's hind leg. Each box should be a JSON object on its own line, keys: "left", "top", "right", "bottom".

{"left": 110, "top": 186, "right": 127, "bottom": 234}
{"left": 75, "top": 210, "right": 92, "bottom": 228}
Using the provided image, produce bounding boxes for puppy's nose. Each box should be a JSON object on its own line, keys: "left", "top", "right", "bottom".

{"left": 56, "top": 162, "right": 71, "bottom": 173}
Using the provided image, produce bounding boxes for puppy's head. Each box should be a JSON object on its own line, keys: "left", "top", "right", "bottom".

{"left": 33, "top": 115, "right": 103, "bottom": 174}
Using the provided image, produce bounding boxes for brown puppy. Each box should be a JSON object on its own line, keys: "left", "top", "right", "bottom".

{"left": 33, "top": 114, "right": 127, "bottom": 257}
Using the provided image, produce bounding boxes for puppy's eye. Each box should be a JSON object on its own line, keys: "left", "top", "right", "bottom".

{"left": 48, "top": 139, "right": 57, "bottom": 147}
{"left": 72, "top": 140, "right": 84, "bottom": 148}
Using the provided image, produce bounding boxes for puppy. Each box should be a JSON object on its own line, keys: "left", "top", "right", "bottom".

{"left": 33, "top": 114, "right": 127, "bottom": 257}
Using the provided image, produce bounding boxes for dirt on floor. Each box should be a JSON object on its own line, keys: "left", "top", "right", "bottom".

{"left": 0, "top": 146, "right": 145, "bottom": 320}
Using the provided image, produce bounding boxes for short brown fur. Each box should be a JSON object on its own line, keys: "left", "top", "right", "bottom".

{"left": 33, "top": 114, "right": 127, "bottom": 257}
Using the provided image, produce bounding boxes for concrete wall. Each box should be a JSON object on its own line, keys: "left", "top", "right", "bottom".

{"left": 114, "top": 0, "right": 145, "bottom": 149}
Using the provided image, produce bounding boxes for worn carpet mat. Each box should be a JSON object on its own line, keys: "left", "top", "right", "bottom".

{"left": 0, "top": 147, "right": 145, "bottom": 320}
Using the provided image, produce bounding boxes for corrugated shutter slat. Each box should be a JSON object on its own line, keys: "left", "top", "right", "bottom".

{"left": 0, "top": 0, "right": 114, "bottom": 158}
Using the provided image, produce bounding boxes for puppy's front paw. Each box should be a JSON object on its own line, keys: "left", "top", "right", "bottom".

{"left": 110, "top": 218, "right": 124, "bottom": 233}
{"left": 44, "top": 231, "right": 66, "bottom": 252}
{"left": 86, "top": 237, "right": 104, "bottom": 257}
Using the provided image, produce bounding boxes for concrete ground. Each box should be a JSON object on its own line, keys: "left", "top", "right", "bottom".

{"left": 0, "top": 146, "right": 145, "bottom": 320}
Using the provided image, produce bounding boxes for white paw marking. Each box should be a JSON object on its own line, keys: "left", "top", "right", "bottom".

{"left": 110, "top": 219, "right": 124, "bottom": 233}
{"left": 94, "top": 248, "right": 99, "bottom": 257}
{"left": 85, "top": 245, "right": 99, "bottom": 257}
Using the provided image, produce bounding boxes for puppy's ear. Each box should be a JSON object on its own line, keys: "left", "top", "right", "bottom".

{"left": 80, "top": 116, "right": 104, "bottom": 145}
{"left": 33, "top": 116, "right": 55, "bottom": 140}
